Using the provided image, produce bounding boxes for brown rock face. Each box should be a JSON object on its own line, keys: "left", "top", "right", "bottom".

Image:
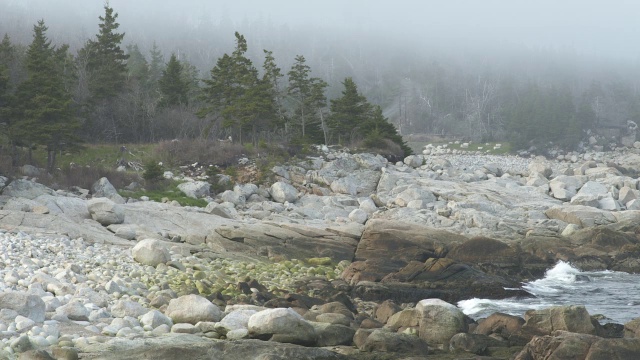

{"left": 343, "top": 220, "right": 530, "bottom": 304}
{"left": 514, "top": 331, "right": 640, "bottom": 360}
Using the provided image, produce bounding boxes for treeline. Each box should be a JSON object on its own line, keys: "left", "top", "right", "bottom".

{"left": 0, "top": 5, "right": 409, "bottom": 171}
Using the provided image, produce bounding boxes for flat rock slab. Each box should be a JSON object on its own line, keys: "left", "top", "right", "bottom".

{"left": 77, "top": 334, "right": 346, "bottom": 360}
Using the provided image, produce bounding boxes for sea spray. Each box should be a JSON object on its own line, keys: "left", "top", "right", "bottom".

{"left": 458, "top": 261, "right": 640, "bottom": 324}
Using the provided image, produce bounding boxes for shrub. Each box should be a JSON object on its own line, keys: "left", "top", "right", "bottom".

{"left": 143, "top": 161, "right": 164, "bottom": 182}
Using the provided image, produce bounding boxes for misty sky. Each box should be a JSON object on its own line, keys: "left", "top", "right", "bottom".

{"left": 2, "top": 0, "right": 639, "bottom": 61}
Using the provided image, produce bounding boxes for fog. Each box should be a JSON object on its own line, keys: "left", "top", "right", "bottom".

{"left": 3, "top": 0, "right": 640, "bottom": 140}
{"left": 2, "top": 0, "right": 638, "bottom": 60}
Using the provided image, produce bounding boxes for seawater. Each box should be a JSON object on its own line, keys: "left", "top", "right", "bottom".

{"left": 458, "top": 261, "right": 640, "bottom": 324}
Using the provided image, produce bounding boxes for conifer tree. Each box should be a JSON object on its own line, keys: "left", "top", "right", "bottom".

{"left": 126, "top": 44, "right": 149, "bottom": 85}
{"left": 159, "top": 53, "right": 188, "bottom": 107}
{"left": 147, "top": 42, "right": 164, "bottom": 92}
{"left": 287, "top": 55, "right": 327, "bottom": 143}
{"left": 83, "top": 4, "right": 128, "bottom": 100}
{"left": 11, "top": 20, "right": 80, "bottom": 170}
{"left": 262, "top": 49, "right": 286, "bottom": 126}
{"left": 201, "top": 32, "right": 274, "bottom": 143}
{"left": 328, "top": 77, "right": 371, "bottom": 143}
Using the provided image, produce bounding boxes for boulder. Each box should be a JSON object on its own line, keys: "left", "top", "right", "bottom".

{"left": 1, "top": 179, "right": 55, "bottom": 199}
{"left": 87, "top": 198, "right": 125, "bottom": 225}
{"left": 348, "top": 209, "right": 368, "bottom": 224}
{"left": 55, "top": 301, "right": 89, "bottom": 321}
{"left": 393, "top": 188, "right": 436, "bottom": 207}
{"left": 309, "top": 322, "right": 355, "bottom": 346}
{"left": 270, "top": 182, "right": 298, "bottom": 203}
{"left": 110, "top": 300, "right": 148, "bottom": 318}
{"left": 619, "top": 186, "right": 637, "bottom": 205}
{"left": 0, "top": 292, "right": 45, "bottom": 322}
{"left": 514, "top": 331, "right": 640, "bottom": 360}
{"left": 165, "top": 295, "right": 222, "bottom": 324}
{"left": 91, "top": 177, "right": 125, "bottom": 204}
{"left": 528, "top": 161, "right": 553, "bottom": 178}
{"left": 360, "top": 329, "right": 429, "bottom": 354}
{"left": 140, "top": 310, "right": 173, "bottom": 329}
{"left": 404, "top": 155, "right": 423, "bottom": 168}
{"left": 449, "top": 333, "right": 506, "bottom": 354}
{"left": 131, "top": 239, "right": 170, "bottom": 267}
{"left": 522, "top": 305, "right": 596, "bottom": 335}
{"left": 177, "top": 181, "right": 210, "bottom": 199}
{"left": 416, "top": 298, "right": 468, "bottom": 349}
{"left": 247, "top": 308, "right": 317, "bottom": 346}
{"left": 214, "top": 309, "right": 256, "bottom": 335}
{"left": 220, "top": 190, "right": 245, "bottom": 206}
{"left": 474, "top": 312, "right": 525, "bottom": 338}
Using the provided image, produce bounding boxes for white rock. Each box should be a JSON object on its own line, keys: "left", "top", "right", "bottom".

{"left": 140, "top": 310, "right": 173, "bottom": 329}
{"left": 247, "top": 307, "right": 317, "bottom": 345}
{"left": 270, "top": 182, "right": 298, "bottom": 203}
{"left": 177, "top": 181, "right": 210, "bottom": 199}
{"left": 214, "top": 309, "right": 256, "bottom": 335}
{"left": 110, "top": 300, "right": 147, "bottom": 318}
{"left": 416, "top": 299, "right": 467, "bottom": 349}
{"left": 87, "top": 198, "right": 124, "bottom": 225}
{"left": 91, "top": 177, "right": 125, "bottom": 204}
{"left": 0, "top": 292, "right": 45, "bottom": 322}
{"left": 132, "top": 239, "right": 170, "bottom": 267}
{"left": 348, "top": 209, "right": 368, "bottom": 224}
{"left": 165, "top": 295, "right": 222, "bottom": 324}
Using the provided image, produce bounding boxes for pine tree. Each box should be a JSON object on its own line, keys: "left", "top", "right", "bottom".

{"left": 287, "top": 55, "right": 327, "bottom": 143}
{"left": 159, "top": 53, "right": 188, "bottom": 107}
{"left": 83, "top": 4, "right": 128, "bottom": 100}
{"left": 262, "top": 49, "right": 286, "bottom": 126}
{"left": 328, "top": 77, "right": 371, "bottom": 143}
{"left": 11, "top": 20, "right": 80, "bottom": 171}
{"left": 201, "top": 32, "right": 273, "bottom": 143}
{"left": 147, "top": 42, "right": 164, "bottom": 92}
{"left": 126, "top": 44, "right": 149, "bottom": 85}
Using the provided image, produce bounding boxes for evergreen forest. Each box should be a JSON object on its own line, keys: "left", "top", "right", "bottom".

{"left": 1, "top": 2, "right": 639, "bottom": 171}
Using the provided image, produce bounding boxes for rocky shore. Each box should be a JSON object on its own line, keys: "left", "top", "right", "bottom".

{"left": 2, "top": 145, "right": 640, "bottom": 359}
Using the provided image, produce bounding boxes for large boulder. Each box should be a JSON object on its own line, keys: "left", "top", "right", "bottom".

{"left": 360, "top": 329, "right": 429, "bottom": 354}
{"left": 514, "top": 331, "right": 640, "bottom": 360}
{"left": 416, "top": 298, "right": 468, "bottom": 349}
{"left": 214, "top": 309, "right": 256, "bottom": 335}
{"left": 92, "top": 177, "right": 125, "bottom": 204}
{"left": 269, "top": 182, "right": 298, "bottom": 203}
{"left": 247, "top": 308, "right": 317, "bottom": 346}
{"left": 521, "top": 305, "right": 596, "bottom": 335}
{"left": 177, "top": 181, "right": 210, "bottom": 199}
{"left": 111, "top": 300, "right": 148, "bottom": 318}
{"left": 309, "top": 322, "right": 355, "bottom": 346}
{"left": 87, "top": 198, "right": 124, "bottom": 225}
{"left": 0, "top": 292, "right": 45, "bottom": 322}
{"left": 131, "top": 239, "right": 170, "bottom": 267}
{"left": 1, "top": 179, "right": 55, "bottom": 199}
{"left": 165, "top": 295, "right": 222, "bottom": 324}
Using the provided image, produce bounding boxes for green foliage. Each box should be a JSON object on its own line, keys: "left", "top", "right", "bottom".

{"left": 287, "top": 55, "right": 328, "bottom": 143}
{"left": 142, "top": 161, "right": 164, "bottom": 182}
{"left": 159, "top": 53, "right": 189, "bottom": 107}
{"left": 82, "top": 4, "right": 129, "bottom": 101}
{"left": 201, "top": 32, "right": 277, "bottom": 143}
{"left": 329, "top": 79, "right": 410, "bottom": 156}
{"left": 506, "top": 83, "right": 585, "bottom": 151}
{"left": 10, "top": 20, "right": 80, "bottom": 171}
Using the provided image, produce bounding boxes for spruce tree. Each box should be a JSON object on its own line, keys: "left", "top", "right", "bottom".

{"left": 11, "top": 20, "right": 80, "bottom": 171}
{"left": 126, "top": 44, "right": 149, "bottom": 85}
{"left": 287, "top": 55, "right": 327, "bottom": 143}
{"left": 159, "top": 53, "right": 188, "bottom": 107}
{"left": 84, "top": 4, "right": 128, "bottom": 100}
{"left": 201, "top": 32, "right": 273, "bottom": 143}
{"left": 328, "top": 77, "right": 371, "bottom": 143}
{"left": 262, "top": 49, "right": 286, "bottom": 126}
{"left": 147, "top": 42, "right": 164, "bottom": 92}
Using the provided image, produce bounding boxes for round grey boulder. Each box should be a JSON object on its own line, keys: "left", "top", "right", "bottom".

{"left": 131, "top": 239, "right": 170, "bottom": 267}
{"left": 270, "top": 182, "right": 298, "bottom": 203}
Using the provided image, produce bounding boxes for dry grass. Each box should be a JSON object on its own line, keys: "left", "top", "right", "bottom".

{"left": 154, "top": 139, "right": 248, "bottom": 167}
